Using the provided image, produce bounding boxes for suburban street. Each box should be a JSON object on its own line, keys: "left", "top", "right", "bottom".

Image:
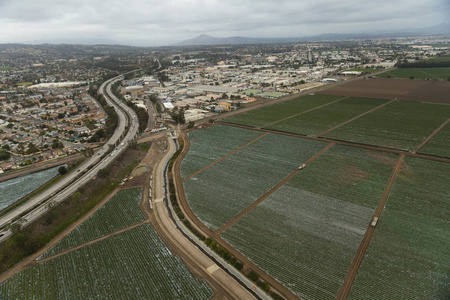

{"left": 0, "top": 75, "right": 139, "bottom": 241}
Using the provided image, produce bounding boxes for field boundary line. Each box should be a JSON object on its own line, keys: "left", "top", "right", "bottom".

{"left": 317, "top": 99, "right": 395, "bottom": 137}
{"left": 182, "top": 132, "right": 269, "bottom": 182}
{"left": 218, "top": 122, "right": 450, "bottom": 164}
{"left": 35, "top": 220, "right": 150, "bottom": 264}
{"left": 337, "top": 154, "right": 405, "bottom": 300}
{"left": 260, "top": 96, "right": 348, "bottom": 128}
{"left": 412, "top": 118, "right": 450, "bottom": 154}
{"left": 418, "top": 69, "right": 440, "bottom": 79}
{"left": 215, "top": 142, "right": 335, "bottom": 235}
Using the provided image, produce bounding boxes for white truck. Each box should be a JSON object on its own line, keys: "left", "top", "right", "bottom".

{"left": 371, "top": 216, "right": 379, "bottom": 227}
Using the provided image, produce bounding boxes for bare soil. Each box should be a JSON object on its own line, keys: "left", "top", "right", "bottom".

{"left": 318, "top": 78, "right": 450, "bottom": 104}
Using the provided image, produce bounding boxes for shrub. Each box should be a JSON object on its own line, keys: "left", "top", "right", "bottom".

{"left": 248, "top": 270, "right": 259, "bottom": 282}
{"left": 257, "top": 281, "right": 270, "bottom": 292}
{"left": 270, "top": 292, "right": 285, "bottom": 300}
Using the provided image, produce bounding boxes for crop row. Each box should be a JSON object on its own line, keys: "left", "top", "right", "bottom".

{"left": 349, "top": 157, "right": 450, "bottom": 299}
{"left": 222, "top": 94, "right": 342, "bottom": 128}
{"left": 418, "top": 121, "right": 450, "bottom": 158}
{"left": 0, "top": 165, "right": 61, "bottom": 211}
{"left": 324, "top": 101, "right": 450, "bottom": 151}
{"left": 222, "top": 145, "right": 396, "bottom": 299}
{"left": 376, "top": 68, "right": 450, "bottom": 79}
{"left": 181, "top": 125, "right": 263, "bottom": 178}
{"left": 41, "top": 188, "right": 144, "bottom": 259}
{"left": 184, "top": 133, "right": 328, "bottom": 230}
{"left": 266, "top": 97, "right": 388, "bottom": 136}
{"left": 1, "top": 224, "right": 213, "bottom": 299}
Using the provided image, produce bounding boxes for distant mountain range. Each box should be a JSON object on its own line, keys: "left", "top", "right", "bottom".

{"left": 174, "top": 23, "right": 450, "bottom": 46}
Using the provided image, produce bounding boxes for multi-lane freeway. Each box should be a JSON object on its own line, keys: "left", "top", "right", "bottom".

{"left": 0, "top": 74, "right": 139, "bottom": 242}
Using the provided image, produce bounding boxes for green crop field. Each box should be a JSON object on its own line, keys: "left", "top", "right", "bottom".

{"left": 258, "top": 91, "right": 287, "bottom": 98}
{"left": 181, "top": 125, "right": 263, "bottom": 178}
{"left": 349, "top": 157, "right": 450, "bottom": 299}
{"left": 266, "top": 97, "right": 388, "bottom": 136}
{"left": 221, "top": 94, "right": 342, "bottom": 128}
{"left": 184, "top": 133, "right": 328, "bottom": 230}
{"left": 242, "top": 89, "right": 262, "bottom": 96}
{"left": 344, "top": 68, "right": 382, "bottom": 74}
{"left": 40, "top": 188, "right": 144, "bottom": 259}
{"left": 16, "top": 82, "right": 32, "bottom": 86}
{"left": 418, "top": 121, "right": 450, "bottom": 158}
{"left": 323, "top": 101, "right": 450, "bottom": 151}
{"left": 0, "top": 224, "right": 213, "bottom": 299}
{"left": 222, "top": 145, "right": 397, "bottom": 299}
{"left": 376, "top": 68, "right": 450, "bottom": 79}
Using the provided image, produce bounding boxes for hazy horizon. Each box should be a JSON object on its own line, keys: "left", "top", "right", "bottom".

{"left": 0, "top": 0, "right": 449, "bottom": 46}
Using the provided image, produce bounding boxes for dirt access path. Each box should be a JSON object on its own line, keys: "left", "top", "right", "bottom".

{"left": 0, "top": 137, "right": 166, "bottom": 283}
{"left": 1, "top": 134, "right": 250, "bottom": 299}
{"left": 316, "top": 100, "right": 395, "bottom": 137}
{"left": 174, "top": 130, "right": 305, "bottom": 300}
{"left": 260, "top": 96, "right": 348, "bottom": 128}
{"left": 182, "top": 133, "right": 269, "bottom": 182}
{"left": 0, "top": 186, "right": 121, "bottom": 283}
{"left": 336, "top": 154, "right": 405, "bottom": 299}
{"left": 218, "top": 122, "right": 450, "bottom": 164}
{"left": 412, "top": 118, "right": 450, "bottom": 153}
{"left": 215, "top": 142, "right": 335, "bottom": 235}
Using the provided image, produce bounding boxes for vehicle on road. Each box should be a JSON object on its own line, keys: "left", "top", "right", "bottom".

{"left": 371, "top": 216, "right": 379, "bottom": 227}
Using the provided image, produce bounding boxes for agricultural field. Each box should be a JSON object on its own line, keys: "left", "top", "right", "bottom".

{"left": 323, "top": 101, "right": 450, "bottom": 151}
{"left": 41, "top": 188, "right": 144, "bottom": 258}
{"left": 266, "top": 97, "right": 388, "bottom": 136}
{"left": 222, "top": 145, "right": 397, "bottom": 299}
{"left": 184, "top": 133, "right": 328, "bottom": 230}
{"left": 221, "top": 94, "right": 342, "bottom": 128}
{"left": 0, "top": 224, "right": 213, "bottom": 299}
{"left": 344, "top": 68, "right": 382, "bottom": 74}
{"left": 0, "top": 165, "right": 61, "bottom": 211}
{"left": 318, "top": 78, "right": 450, "bottom": 104}
{"left": 417, "top": 121, "right": 450, "bottom": 158}
{"left": 181, "top": 125, "right": 263, "bottom": 178}
{"left": 376, "top": 68, "right": 450, "bottom": 79}
{"left": 349, "top": 157, "right": 450, "bottom": 299}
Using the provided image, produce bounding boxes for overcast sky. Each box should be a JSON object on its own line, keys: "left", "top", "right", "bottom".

{"left": 0, "top": 0, "right": 448, "bottom": 46}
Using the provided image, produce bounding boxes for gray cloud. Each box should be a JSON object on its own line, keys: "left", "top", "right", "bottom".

{"left": 0, "top": 0, "right": 448, "bottom": 46}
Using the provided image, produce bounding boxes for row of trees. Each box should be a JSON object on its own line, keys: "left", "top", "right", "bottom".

{"left": 398, "top": 56, "right": 450, "bottom": 68}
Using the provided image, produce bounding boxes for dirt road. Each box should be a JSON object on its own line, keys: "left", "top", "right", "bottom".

{"left": 173, "top": 129, "right": 301, "bottom": 300}
{"left": 336, "top": 154, "right": 405, "bottom": 299}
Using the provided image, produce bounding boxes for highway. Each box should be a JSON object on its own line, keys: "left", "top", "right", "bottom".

{"left": 0, "top": 74, "right": 139, "bottom": 242}
{"left": 151, "top": 129, "right": 270, "bottom": 300}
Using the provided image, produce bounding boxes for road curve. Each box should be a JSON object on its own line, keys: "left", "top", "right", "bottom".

{"left": 152, "top": 130, "right": 271, "bottom": 300}
{"left": 0, "top": 74, "right": 139, "bottom": 242}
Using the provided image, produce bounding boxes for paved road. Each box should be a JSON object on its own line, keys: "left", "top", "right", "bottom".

{"left": 145, "top": 99, "right": 156, "bottom": 131}
{"left": 0, "top": 74, "right": 139, "bottom": 242}
{"left": 151, "top": 129, "right": 270, "bottom": 300}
